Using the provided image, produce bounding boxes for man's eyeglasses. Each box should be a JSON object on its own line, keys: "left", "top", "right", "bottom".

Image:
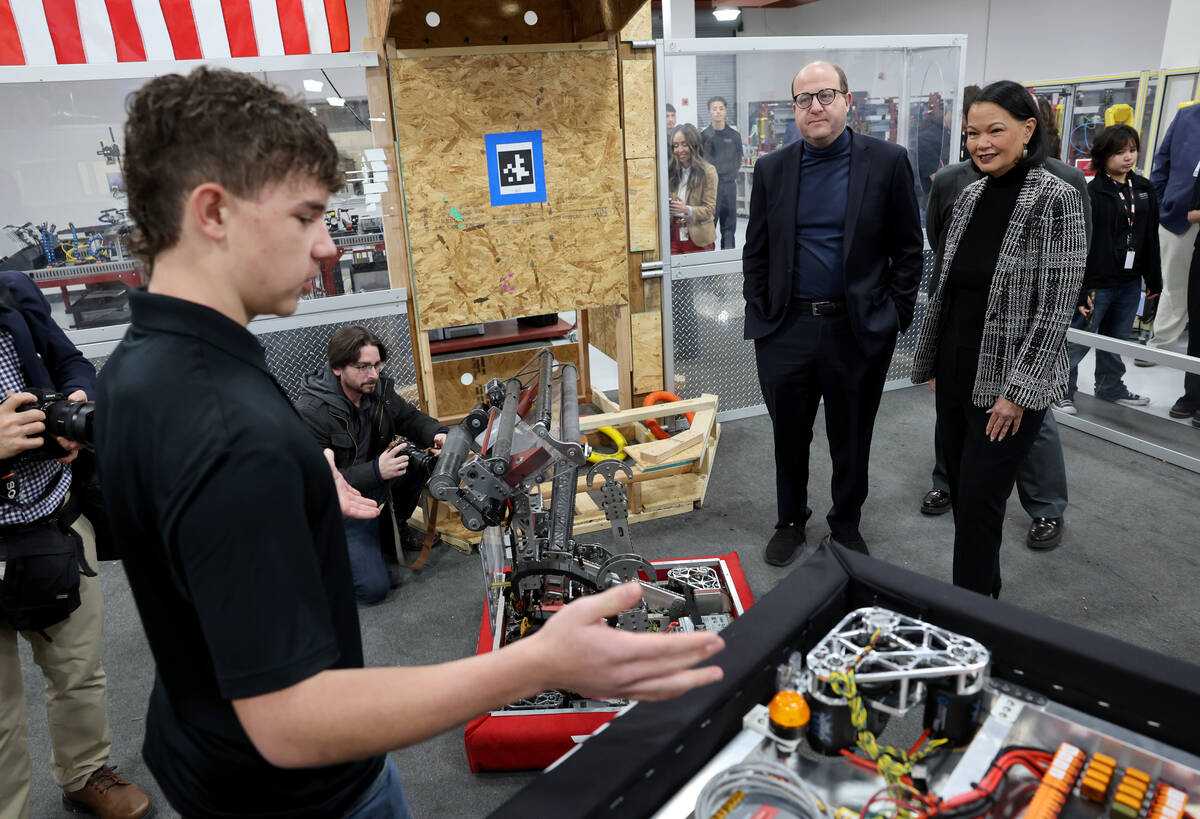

{"left": 349, "top": 362, "right": 383, "bottom": 373}
{"left": 792, "top": 88, "right": 845, "bottom": 109}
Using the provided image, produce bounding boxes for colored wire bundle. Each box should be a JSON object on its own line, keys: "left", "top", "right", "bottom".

{"left": 826, "top": 636, "right": 949, "bottom": 791}
{"left": 695, "top": 760, "right": 829, "bottom": 819}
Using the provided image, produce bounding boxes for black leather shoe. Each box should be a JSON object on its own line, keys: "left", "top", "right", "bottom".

{"left": 1170, "top": 395, "right": 1199, "bottom": 419}
{"left": 764, "top": 525, "right": 805, "bottom": 567}
{"left": 821, "top": 532, "right": 869, "bottom": 556}
{"left": 1027, "top": 517, "right": 1064, "bottom": 550}
{"left": 920, "top": 488, "right": 951, "bottom": 515}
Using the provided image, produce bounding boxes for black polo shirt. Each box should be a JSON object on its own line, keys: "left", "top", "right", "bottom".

{"left": 94, "top": 289, "right": 382, "bottom": 818}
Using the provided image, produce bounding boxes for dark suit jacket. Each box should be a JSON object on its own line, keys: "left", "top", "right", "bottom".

{"left": 0, "top": 270, "right": 96, "bottom": 397}
{"left": 742, "top": 130, "right": 923, "bottom": 360}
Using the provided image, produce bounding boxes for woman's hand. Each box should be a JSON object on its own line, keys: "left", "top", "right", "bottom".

{"left": 668, "top": 197, "right": 688, "bottom": 217}
{"left": 985, "top": 397, "right": 1024, "bottom": 442}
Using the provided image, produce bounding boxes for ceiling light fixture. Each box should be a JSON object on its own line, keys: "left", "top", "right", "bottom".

{"left": 712, "top": 7, "right": 741, "bottom": 21}
{"left": 303, "top": 79, "right": 323, "bottom": 92}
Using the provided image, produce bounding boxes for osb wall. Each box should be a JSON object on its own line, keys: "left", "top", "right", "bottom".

{"left": 386, "top": 0, "right": 648, "bottom": 48}
{"left": 392, "top": 47, "right": 630, "bottom": 331}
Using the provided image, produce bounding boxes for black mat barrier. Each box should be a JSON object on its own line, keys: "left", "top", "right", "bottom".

{"left": 491, "top": 543, "right": 1200, "bottom": 818}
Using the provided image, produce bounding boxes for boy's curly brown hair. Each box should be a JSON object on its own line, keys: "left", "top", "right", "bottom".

{"left": 123, "top": 67, "right": 343, "bottom": 275}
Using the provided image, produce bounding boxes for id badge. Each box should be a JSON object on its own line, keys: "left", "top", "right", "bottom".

{"left": 1124, "top": 250, "right": 1136, "bottom": 269}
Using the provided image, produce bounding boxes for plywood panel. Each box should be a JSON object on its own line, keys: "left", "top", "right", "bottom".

{"left": 631, "top": 310, "right": 663, "bottom": 394}
{"left": 621, "top": 58, "right": 656, "bottom": 160}
{"left": 431, "top": 343, "right": 582, "bottom": 418}
{"left": 392, "top": 49, "right": 630, "bottom": 330}
{"left": 619, "top": 1, "right": 651, "bottom": 41}
{"left": 585, "top": 305, "right": 618, "bottom": 360}
{"left": 626, "top": 157, "right": 657, "bottom": 252}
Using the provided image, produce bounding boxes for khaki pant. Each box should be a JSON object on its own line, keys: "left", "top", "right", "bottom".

{"left": 0, "top": 514, "right": 111, "bottom": 819}
{"left": 1150, "top": 223, "right": 1199, "bottom": 350}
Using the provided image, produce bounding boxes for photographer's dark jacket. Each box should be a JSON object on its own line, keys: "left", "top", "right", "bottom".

{"left": 0, "top": 270, "right": 95, "bottom": 401}
{"left": 0, "top": 270, "right": 95, "bottom": 525}
{"left": 294, "top": 366, "right": 440, "bottom": 494}
{"left": 1083, "top": 172, "right": 1162, "bottom": 295}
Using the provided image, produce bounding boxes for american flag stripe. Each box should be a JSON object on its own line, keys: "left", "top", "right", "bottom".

{"left": 0, "top": 0, "right": 349, "bottom": 65}
{"left": 128, "top": 0, "right": 175, "bottom": 61}
{"left": 219, "top": 0, "right": 256, "bottom": 57}
{"left": 275, "top": 0, "right": 309, "bottom": 55}
{"left": 44, "top": 1, "right": 87, "bottom": 63}
{"left": 159, "top": 0, "right": 202, "bottom": 59}
{"left": 247, "top": 0, "right": 285, "bottom": 56}
{"left": 0, "top": 1, "right": 25, "bottom": 65}
{"left": 78, "top": 0, "right": 119, "bottom": 63}
{"left": 105, "top": 0, "right": 148, "bottom": 62}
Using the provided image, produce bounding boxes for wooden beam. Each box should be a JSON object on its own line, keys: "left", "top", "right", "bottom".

{"left": 614, "top": 303, "right": 633, "bottom": 408}
{"left": 634, "top": 408, "right": 715, "bottom": 466}
{"left": 580, "top": 393, "right": 717, "bottom": 429}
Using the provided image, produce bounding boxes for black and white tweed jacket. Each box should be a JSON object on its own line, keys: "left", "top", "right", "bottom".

{"left": 911, "top": 165, "right": 1087, "bottom": 410}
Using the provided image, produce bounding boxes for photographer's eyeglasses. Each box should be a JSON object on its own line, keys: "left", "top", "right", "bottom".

{"left": 349, "top": 362, "right": 383, "bottom": 373}
{"left": 792, "top": 88, "right": 845, "bottom": 109}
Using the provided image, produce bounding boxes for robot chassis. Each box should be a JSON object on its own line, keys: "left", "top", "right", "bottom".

{"left": 427, "top": 348, "right": 735, "bottom": 643}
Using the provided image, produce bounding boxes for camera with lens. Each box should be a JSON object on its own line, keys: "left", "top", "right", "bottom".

{"left": 392, "top": 436, "right": 439, "bottom": 474}
{"left": 15, "top": 387, "right": 95, "bottom": 461}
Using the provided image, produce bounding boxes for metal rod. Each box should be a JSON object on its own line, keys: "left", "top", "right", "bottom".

{"left": 428, "top": 425, "right": 471, "bottom": 501}
{"left": 536, "top": 350, "right": 554, "bottom": 430}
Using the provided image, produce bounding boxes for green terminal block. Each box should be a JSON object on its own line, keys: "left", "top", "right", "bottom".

{"left": 1110, "top": 800, "right": 1141, "bottom": 819}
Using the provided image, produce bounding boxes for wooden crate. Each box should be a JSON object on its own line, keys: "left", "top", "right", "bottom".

{"left": 413, "top": 391, "right": 720, "bottom": 551}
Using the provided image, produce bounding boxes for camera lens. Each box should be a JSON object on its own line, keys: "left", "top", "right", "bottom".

{"left": 44, "top": 400, "right": 95, "bottom": 445}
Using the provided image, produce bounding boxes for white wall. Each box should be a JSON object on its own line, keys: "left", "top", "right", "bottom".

{"left": 738, "top": 0, "right": 1172, "bottom": 86}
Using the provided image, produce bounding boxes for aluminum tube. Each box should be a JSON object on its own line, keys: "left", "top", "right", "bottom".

{"left": 536, "top": 350, "right": 554, "bottom": 430}
{"left": 428, "top": 424, "right": 471, "bottom": 501}
{"left": 492, "top": 378, "right": 521, "bottom": 464}
{"left": 560, "top": 363, "right": 580, "bottom": 444}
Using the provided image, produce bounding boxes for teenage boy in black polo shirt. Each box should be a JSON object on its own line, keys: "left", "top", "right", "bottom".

{"left": 94, "top": 68, "right": 724, "bottom": 818}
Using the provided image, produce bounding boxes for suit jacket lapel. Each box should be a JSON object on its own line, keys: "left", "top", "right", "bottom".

{"left": 776, "top": 141, "right": 803, "bottom": 276}
{"left": 843, "top": 131, "right": 870, "bottom": 263}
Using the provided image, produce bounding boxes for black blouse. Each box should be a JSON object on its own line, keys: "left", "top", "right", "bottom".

{"left": 942, "top": 163, "right": 1031, "bottom": 350}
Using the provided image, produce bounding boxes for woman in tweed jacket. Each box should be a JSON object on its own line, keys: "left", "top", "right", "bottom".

{"left": 911, "top": 81, "right": 1086, "bottom": 597}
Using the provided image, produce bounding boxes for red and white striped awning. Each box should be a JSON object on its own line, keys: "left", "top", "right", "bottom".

{"left": 0, "top": 1, "right": 351, "bottom": 66}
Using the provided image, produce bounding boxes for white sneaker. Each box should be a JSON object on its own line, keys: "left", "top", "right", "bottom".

{"left": 1053, "top": 398, "right": 1077, "bottom": 415}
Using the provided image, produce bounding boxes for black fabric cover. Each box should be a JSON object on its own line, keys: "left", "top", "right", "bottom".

{"left": 492, "top": 543, "right": 1200, "bottom": 818}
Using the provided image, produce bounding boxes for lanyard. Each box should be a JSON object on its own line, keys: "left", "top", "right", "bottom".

{"left": 1113, "top": 176, "right": 1135, "bottom": 234}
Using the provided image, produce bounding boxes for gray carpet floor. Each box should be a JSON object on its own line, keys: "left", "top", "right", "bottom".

{"left": 17, "top": 385, "right": 1200, "bottom": 818}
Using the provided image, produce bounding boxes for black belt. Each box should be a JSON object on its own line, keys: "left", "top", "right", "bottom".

{"left": 793, "top": 299, "right": 846, "bottom": 316}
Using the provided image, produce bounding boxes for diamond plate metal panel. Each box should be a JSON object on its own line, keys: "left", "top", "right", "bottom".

{"left": 259, "top": 315, "right": 416, "bottom": 402}
{"left": 669, "top": 249, "right": 937, "bottom": 414}
{"left": 887, "top": 249, "right": 937, "bottom": 382}
{"left": 82, "top": 315, "right": 416, "bottom": 403}
{"left": 671, "top": 272, "right": 762, "bottom": 413}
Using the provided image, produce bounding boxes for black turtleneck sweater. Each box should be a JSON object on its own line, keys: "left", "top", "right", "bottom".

{"left": 943, "top": 163, "right": 1030, "bottom": 350}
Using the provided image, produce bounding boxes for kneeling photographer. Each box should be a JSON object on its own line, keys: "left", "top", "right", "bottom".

{"left": 0, "top": 270, "right": 152, "bottom": 818}
{"left": 296, "top": 325, "right": 446, "bottom": 604}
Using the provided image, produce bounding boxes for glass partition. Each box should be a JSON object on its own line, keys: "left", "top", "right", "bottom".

{"left": 663, "top": 37, "right": 965, "bottom": 269}
{"left": 0, "top": 64, "right": 389, "bottom": 334}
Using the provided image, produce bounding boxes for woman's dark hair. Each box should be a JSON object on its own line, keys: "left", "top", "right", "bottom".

{"left": 967, "top": 80, "right": 1047, "bottom": 167}
{"left": 328, "top": 325, "right": 388, "bottom": 370}
{"left": 1089, "top": 124, "right": 1140, "bottom": 174}
{"left": 668, "top": 124, "right": 713, "bottom": 202}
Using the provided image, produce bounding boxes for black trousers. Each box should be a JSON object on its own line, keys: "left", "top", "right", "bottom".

{"left": 935, "top": 343, "right": 1045, "bottom": 596}
{"left": 755, "top": 304, "right": 894, "bottom": 538}
{"left": 1185, "top": 241, "right": 1200, "bottom": 401}
{"left": 715, "top": 181, "right": 737, "bottom": 249}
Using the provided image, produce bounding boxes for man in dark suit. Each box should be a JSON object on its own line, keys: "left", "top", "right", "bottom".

{"left": 743, "top": 61, "right": 923, "bottom": 565}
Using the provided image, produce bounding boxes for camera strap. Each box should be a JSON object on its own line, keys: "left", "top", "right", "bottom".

{"left": 1, "top": 462, "right": 17, "bottom": 503}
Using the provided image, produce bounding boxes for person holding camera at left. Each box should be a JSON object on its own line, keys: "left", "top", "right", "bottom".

{"left": 0, "top": 270, "right": 152, "bottom": 819}
{"left": 296, "top": 325, "right": 446, "bottom": 604}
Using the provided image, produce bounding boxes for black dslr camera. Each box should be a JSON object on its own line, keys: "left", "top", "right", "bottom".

{"left": 391, "top": 436, "right": 439, "bottom": 474}
{"left": 15, "top": 387, "right": 95, "bottom": 461}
